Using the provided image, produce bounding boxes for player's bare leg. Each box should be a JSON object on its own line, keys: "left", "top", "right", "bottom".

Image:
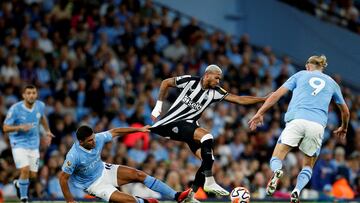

{"left": 18, "top": 166, "right": 30, "bottom": 183}
{"left": 193, "top": 128, "right": 229, "bottom": 196}
{"left": 116, "top": 165, "right": 148, "bottom": 185}
{"left": 109, "top": 191, "right": 139, "bottom": 203}
{"left": 116, "top": 165, "right": 191, "bottom": 202}
{"left": 109, "top": 190, "right": 158, "bottom": 203}
{"left": 266, "top": 144, "right": 292, "bottom": 196}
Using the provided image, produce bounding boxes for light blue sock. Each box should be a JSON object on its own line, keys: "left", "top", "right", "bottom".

{"left": 18, "top": 179, "right": 29, "bottom": 199}
{"left": 295, "top": 166, "right": 312, "bottom": 192}
{"left": 270, "top": 156, "right": 282, "bottom": 172}
{"left": 143, "top": 175, "right": 176, "bottom": 199}
{"left": 135, "top": 197, "right": 145, "bottom": 203}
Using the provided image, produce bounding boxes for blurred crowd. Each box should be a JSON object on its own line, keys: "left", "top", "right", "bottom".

{"left": 0, "top": 0, "right": 359, "bottom": 201}
{"left": 281, "top": 0, "right": 360, "bottom": 34}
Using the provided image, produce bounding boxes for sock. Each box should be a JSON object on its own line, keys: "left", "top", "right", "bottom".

{"left": 192, "top": 165, "right": 205, "bottom": 192}
{"left": 270, "top": 156, "right": 282, "bottom": 172}
{"left": 18, "top": 178, "right": 29, "bottom": 199}
{"left": 143, "top": 175, "right": 176, "bottom": 199}
{"left": 135, "top": 197, "right": 145, "bottom": 203}
{"left": 204, "top": 176, "right": 216, "bottom": 186}
{"left": 174, "top": 192, "right": 181, "bottom": 201}
{"left": 295, "top": 166, "right": 312, "bottom": 192}
{"left": 200, "top": 135, "right": 214, "bottom": 177}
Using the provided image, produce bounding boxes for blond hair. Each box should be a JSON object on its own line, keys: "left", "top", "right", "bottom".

{"left": 307, "top": 55, "right": 328, "bottom": 69}
{"left": 205, "top": 64, "right": 222, "bottom": 74}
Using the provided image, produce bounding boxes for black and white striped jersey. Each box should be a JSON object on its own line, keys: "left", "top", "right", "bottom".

{"left": 153, "top": 75, "right": 228, "bottom": 127}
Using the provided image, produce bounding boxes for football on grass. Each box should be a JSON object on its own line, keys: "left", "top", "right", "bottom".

{"left": 230, "top": 186, "right": 250, "bottom": 203}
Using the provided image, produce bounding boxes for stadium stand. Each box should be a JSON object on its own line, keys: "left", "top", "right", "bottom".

{"left": 0, "top": 0, "right": 359, "bottom": 202}
{"left": 280, "top": 0, "right": 360, "bottom": 34}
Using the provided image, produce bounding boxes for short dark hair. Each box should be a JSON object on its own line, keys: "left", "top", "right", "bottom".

{"left": 76, "top": 125, "right": 93, "bottom": 141}
{"left": 23, "top": 85, "right": 37, "bottom": 92}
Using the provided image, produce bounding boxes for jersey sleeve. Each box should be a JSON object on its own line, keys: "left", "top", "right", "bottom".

{"left": 62, "top": 151, "right": 77, "bottom": 175}
{"left": 282, "top": 71, "right": 302, "bottom": 91}
{"left": 213, "top": 86, "right": 229, "bottom": 102}
{"left": 332, "top": 84, "right": 346, "bottom": 104}
{"left": 175, "top": 75, "right": 194, "bottom": 89}
{"left": 4, "top": 105, "right": 17, "bottom": 125}
{"left": 95, "top": 131, "right": 113, "bottom": 144}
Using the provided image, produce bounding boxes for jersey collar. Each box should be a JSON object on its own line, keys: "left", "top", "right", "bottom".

{"left": 21, "top": 102, "right": 35, "bottom": 113}
{"left": 77, "top": 142, "right": 92, "bottom": 153}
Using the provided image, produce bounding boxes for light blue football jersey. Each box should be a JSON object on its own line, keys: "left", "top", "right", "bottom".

{"left": 283, "top": 70, "right": 345, "bottom": 127}
{"left": 4, "top": 101, "right": 45, "bottom": 149}
{"left": 62, "top": 131, "right": 112, "bottom": 190}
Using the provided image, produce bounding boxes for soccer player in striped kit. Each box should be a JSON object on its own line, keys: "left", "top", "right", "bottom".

{"left": 151, "top": 64, "right": 269, "bottom": 202}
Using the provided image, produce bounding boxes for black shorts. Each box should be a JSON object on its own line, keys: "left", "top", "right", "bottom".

{"left": 150, "top": 120, "right": 201, "bottom": 154}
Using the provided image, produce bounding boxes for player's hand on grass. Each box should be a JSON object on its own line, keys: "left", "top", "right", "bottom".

{"left": 333, "top": 126, "right": 347, "bottom": 140}
{"left": 19, "top": 124, "right": 33, "bottom": 132}
{"left": 248, "top": 113, "right": 264, "bottom": 131}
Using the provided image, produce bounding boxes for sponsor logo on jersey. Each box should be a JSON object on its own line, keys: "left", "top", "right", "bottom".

{"left": 182, "top": 96, "right": 202, "bottom": 110}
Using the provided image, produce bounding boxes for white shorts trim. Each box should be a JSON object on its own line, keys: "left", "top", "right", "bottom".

{"left": 278, "top": 119, "right": 324, "bottom": 156}
{"left": 11, "top": 148, "right": 40, "bottom": 172}
{"left": 86, "top": 163, "right": 119, "bottom": 202}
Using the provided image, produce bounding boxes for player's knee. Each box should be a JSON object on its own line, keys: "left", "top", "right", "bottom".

{"left": 303, "top": 157, "right": 316, "bottom": 168}
{"left": 272, "top": 150, "right": 284, "bottom": 159}
{"left": 134, "top": 170, "right": 147, "bottom": 182}
{"left": 20, "top": 166, "right": 30, "bottom": 175}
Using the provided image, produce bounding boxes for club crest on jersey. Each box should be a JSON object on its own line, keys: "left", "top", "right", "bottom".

{"left": 204, "top": 93, "right": 208, "bottom": 100}
{"left": 66, "top": 161, "right": 72, "bottom": 167}
{"left": 172, "top": 127, "right": 179, "bottom": 133}
{"left": 182, "top": 95, "right": 202, "bottom": 110}
{"left": 36, "top": 113, "right": 41, "bottom": 119}
{"left": 6, "top": 112, "right": 12, "bottom": 119}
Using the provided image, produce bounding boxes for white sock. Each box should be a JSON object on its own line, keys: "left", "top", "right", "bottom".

{"left": 204, "top": 176, "right": 216, "bottom": 186}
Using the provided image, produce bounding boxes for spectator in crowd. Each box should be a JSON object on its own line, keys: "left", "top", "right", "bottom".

{"left": 0, "top": 0, "right": 359, "bottom": 202}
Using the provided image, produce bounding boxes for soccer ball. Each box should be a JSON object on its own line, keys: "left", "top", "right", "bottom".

{"left": 230, "top": 187, "right": 251, "bottom": 203}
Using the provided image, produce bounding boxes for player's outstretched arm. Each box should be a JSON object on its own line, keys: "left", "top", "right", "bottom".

{"left": 224, "top": 93, "right": 268, "bottom": 105}
{"left": 248, "top": 86, "right": 288, "bottom": 130}
{"left": 59, "top": 171, "right": 77, "bottom": 203}
{"left": 151, "top": 77, "right": 176, "bottom": 120}
{"left": 109, "top": 125, "right": 150, "bottom": 138}
{"left": 333, "top": 103, "right": 350, "bottom": 139}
